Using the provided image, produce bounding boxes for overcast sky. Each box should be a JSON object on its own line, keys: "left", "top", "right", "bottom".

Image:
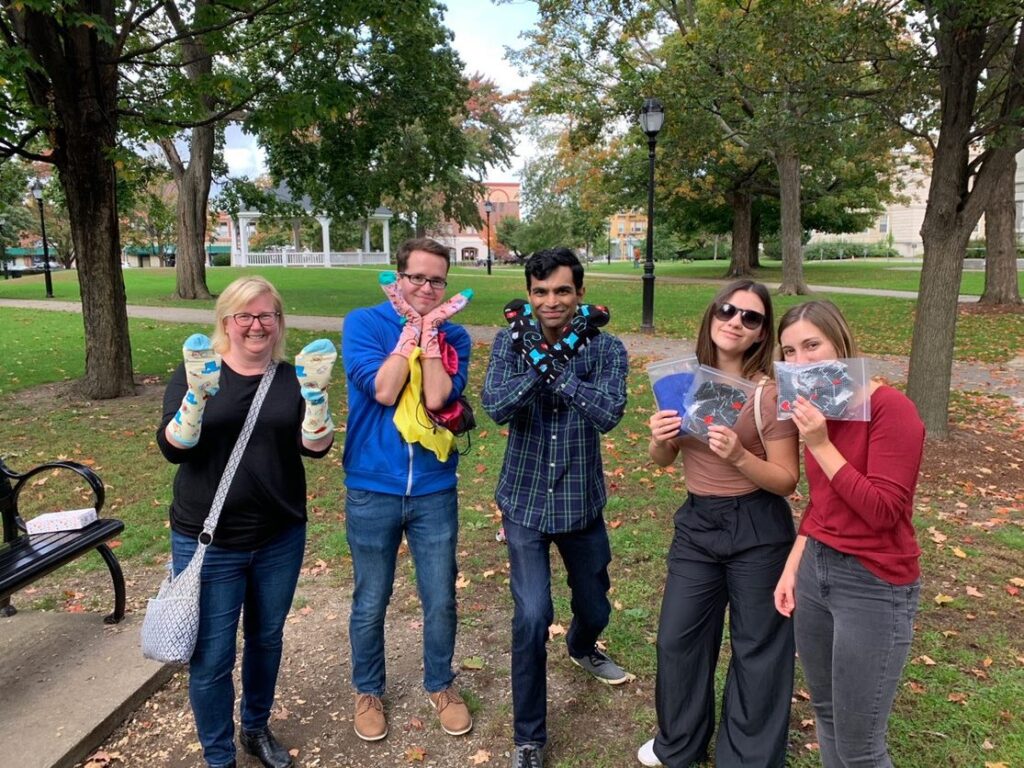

{"left": 223, "top": 0, "right": 538, "bottom": 184}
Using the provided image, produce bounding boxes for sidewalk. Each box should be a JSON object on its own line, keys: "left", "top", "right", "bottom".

{"left": 2, "top": 298, "right": 1022, "bottom": 398}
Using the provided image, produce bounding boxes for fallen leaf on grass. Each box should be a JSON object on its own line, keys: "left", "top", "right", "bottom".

{"left": 461, "top": 656, "right": 485, "bottom": 670}
{"left": 470, "top": 749, "right": 492, "bottom": 764}
{"left": 407, "top": 716, "right": 424, "bottom": 730}
{"left": 1010, "top": 577, "right": 1024, "bottom": 587}
{"left": 907, "top": 681, "right": 927, "bottom": 694}
{"left": 803, "top": 742, "right": 819, "bottom": 751}
{"left": 406, "top": 746, "right": 427, "bottom": 762}
{"left": 927, "top": 527, "right": 947, "bottom": 544}
{"left": 934, "top": 593, "right": 954, "bottom": 605}
{"left": 981, "top": 739, "right": 995, "bottom": 750}
{"left": 914, "top": 655, "right": 936, "bottom": 666}
{"left": 947, "top": 692, "right": 968, "bottom": 705}
{"left": 965, "top": 585, "right": 984, "bottom": 598}
{"left": 984, "top": 763, "right": 1009, "bottom": 768}
{"left": 800, "top": 718, "right": 815, "bottom": 728}
{"left": 951, "top": 547, "right": 967, "bottom": 559}
{"left": 548, "top": 623, "right": 566, "bottom": 640}
{"left": 455, "top": 574, "right": 471, "bottom": 589}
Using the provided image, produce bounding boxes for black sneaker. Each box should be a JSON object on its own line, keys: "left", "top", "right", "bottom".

{"left": 570, "top": 648, "right": 630, "bottom": 685}
{"left": 510, "top": 743, "right": 544, "bottom": 768}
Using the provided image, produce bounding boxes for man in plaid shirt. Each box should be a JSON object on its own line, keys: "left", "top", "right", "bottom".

{"left": 482, "top": 248, "right": 630, "bottom": 768}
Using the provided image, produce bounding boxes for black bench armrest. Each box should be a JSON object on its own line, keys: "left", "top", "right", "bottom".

{"left": 1, "top": 457, "right": 106, "bottom": 543}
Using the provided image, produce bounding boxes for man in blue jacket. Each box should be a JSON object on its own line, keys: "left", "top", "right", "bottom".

{"left": 482, "top": 248, "right": 630, "bottom": 768}
{"left": 341, "top": 237, "right": 473, "bottom": 742}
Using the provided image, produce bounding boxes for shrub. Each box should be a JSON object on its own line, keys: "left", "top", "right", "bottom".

{"left": 802, "top": 241, "right": 899, "bottom": 261}
{"left": 211, "top": 253, "right": 231, "bottom": 267}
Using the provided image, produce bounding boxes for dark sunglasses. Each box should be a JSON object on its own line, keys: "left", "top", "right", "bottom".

{"left": 713, "top": 302, "right": 765, "bottom": 330}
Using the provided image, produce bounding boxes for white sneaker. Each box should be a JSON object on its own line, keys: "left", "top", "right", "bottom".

{"left": 637, "top": 739, "right": 664, "bottom": 767}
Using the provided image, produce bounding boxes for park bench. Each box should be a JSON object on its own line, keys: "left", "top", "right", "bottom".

{"left": 0, "top": 457, "right": 126, "bottom": 624}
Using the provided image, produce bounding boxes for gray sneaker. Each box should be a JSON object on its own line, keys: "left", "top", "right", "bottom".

{"left": 570, "top": 648, "right": 629, "bottom": 684}
{"left": 511, "top": 744, "right": 544, "bottom": 768}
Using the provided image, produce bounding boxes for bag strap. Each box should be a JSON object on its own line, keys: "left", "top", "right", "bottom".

{"left": 199, "top": 361, "right": 279, "bottom": 542}
{"left": 753, "top": 375, "right": 769, "bottom": 450}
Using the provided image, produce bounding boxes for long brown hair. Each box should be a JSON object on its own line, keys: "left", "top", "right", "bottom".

{"left": 694, "top": 280, "right": 775, "bottom": 380}
{"left": 777, "top": 300, "right": 859, "bottom": 358}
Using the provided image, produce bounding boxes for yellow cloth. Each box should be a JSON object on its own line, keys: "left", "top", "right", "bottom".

{"left": 392, "top": 347, "right": 455, "bottom": 462}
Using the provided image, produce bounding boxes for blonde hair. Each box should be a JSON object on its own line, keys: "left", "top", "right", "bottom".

{"left": 211, "top": 276, "right": 287, "bottom": 361}
{"left": 777, "top": 300, "right": 859, "bottom": 358}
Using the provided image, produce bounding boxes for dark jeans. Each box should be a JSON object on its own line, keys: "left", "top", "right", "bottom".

{"left": 654, "top": 490, "right": 795, "bottom": 768}
{"left": 345, "top": 487, "right": 459, "bottom": 695}
{"left": 504, "top": 515, "right": 612, "bottom": 747}
{"left": 171, "top": 523, "right": 305, "bottom": 768}
{"left": 795, "top": 539, "right": 920, "bottom": 768}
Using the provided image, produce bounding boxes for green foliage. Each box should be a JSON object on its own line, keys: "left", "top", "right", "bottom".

{"left": 803, "top": 241, "right": 901, "bottom": 261}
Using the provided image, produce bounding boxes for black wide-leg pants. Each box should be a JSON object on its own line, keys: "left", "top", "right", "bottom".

{"left": 653, "top": 489, "right": 795, "bottom": 768}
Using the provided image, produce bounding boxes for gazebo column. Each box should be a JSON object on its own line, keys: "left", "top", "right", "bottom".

{"left": 382, "top": 217, "right": 391, "bottom": 258}
{"left": 318, "top": 216, "right": 332, "bottom": 267}
{"left": 362, "top": 220, "right": 371, "bottom": 265}
{"left": 238, "top": 214, "right": 252, "bottom": 266}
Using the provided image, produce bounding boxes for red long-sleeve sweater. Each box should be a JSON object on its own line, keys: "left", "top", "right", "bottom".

{"left": 799, "top": 386, "right": 925, "bottom": 585}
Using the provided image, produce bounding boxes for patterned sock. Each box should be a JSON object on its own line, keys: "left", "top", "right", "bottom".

{"left": 503, "top": 298, "right": 557, "bottom": 381}
{"left": 295, "top": 338, "right": 337, "bottom": 441}
{"left": 379, "top": 271, "right": 421, "bottom": 357}
{"left": 422, "top": 289, "right": 473, "bottom": 358}
{"left": 168, "top": 334, "right": 221, "bottom": 448}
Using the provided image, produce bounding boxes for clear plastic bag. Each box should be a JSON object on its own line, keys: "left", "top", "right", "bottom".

{"left": 773, "top": 358, "right": 872, "bottom": 421}
{"left": 680, "top": 365, "right": 756, "bottom": 442}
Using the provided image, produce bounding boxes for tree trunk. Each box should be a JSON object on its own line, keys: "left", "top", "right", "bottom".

{"left": 775, "top": 151, "right": 808, "bottom": 295}
{"left": 171, "top": 124, "right": 215, "bottom": 300}
{"left": 17, "top": 5, "right": 135, "bottom": 398}
{"left": 749, "top": 205, "right": 761, "bottom": 269}
{"left": 725, "top": 190, "right": 753, "bottom": 277}
{"left": 980, "top": 157, "right": 1022, "bottom": 306}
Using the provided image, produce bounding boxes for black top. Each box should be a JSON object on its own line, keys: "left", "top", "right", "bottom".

{"left": 157, "top": 361, "right": 332, "bottom": 551}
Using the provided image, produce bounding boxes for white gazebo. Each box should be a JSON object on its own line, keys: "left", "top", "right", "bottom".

{"left": 232, "top": 185, "right": 393, "bottom": 267}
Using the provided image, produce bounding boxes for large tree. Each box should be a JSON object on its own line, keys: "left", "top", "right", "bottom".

{"left": 903, "top": 2, "right": 1024, "bottom": 437}
{"left": 511, "top": 0, "right": 906, "bottom": 287}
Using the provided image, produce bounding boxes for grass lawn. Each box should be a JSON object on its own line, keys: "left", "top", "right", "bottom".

{"left": 1, "top": 271, "right": 1022, "bottom": 766}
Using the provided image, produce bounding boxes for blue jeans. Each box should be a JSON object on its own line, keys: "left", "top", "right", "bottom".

{"left": 345, "top": 487, "right": 458, "bottom": 695}
{"left": 171, "top": 524, "right": 305, "bottom": 768}
{"left": 795, "top": 539, "right": 920, "bottom": 768}
{"left": 504, "top": 515, "right": 612, "bottom": 747}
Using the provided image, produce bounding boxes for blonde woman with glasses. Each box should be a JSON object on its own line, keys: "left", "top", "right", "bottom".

{"left": 158, "top": 276, "right": 336, "bottom": 768}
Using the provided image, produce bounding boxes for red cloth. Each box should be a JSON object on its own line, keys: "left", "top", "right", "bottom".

{"left": 799, "top": 386, "right": 925, "bottom": 585}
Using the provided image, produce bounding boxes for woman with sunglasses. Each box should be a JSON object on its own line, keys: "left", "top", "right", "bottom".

{"left": 639, "top": 280, "right": 800, "bottom": 768}
{"left": 158, "top": 276, "right": 336, "bottom": 768}
{"left": 773, "top": 301, "right": 924, "bottom": 768}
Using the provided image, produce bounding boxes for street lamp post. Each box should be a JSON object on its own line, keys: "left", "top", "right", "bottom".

{"left": 0, "top": 216, "right": 7, "bottom": 280}
{"left": 607, "top": 220, "right": 612, "bottom": 265}
{"left": 639, "top": 97, "right": 664, "bottom": 334}
{"left": 484, "top": 199, "right": 494, "bottom": 276}
{"left": 30, "top": 179, "right": 53, "bottom": 298}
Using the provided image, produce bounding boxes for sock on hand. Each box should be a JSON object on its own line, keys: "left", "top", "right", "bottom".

{"left": 379, "top": 272, "right": 422, "bottom": 358}
{"left": 295, "top": 338, "right": 337, "bottom": 441}
{"left": 168, "top": 334, "right": 221, "bottom": 448}
{"left": 503, "top": 298, "right": 557, "bottom": 381}
{"left": 422, "top": 289, "right": 473, "bottom": 358}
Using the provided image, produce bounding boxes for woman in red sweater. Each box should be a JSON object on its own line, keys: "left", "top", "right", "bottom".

{"left": 773, "top": 300, "right": 924, "bottom": 768}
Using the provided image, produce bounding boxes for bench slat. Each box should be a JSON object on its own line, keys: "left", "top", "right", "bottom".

{"left": 0, "top": 520, "right": 124, "bottom": 598}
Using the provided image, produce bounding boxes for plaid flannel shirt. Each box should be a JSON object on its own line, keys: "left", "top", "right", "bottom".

{"left": 482, "top": 327, "right": 628, "bottom": 533}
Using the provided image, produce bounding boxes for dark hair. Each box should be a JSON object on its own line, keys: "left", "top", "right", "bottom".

{"left": 396, "top": 237, "right": 451, "bottom": 272}
{"left": 695, "top": 279, "right": 776, "bottom": 380}
{"left": 524, "top": 247, "right": 584, "bottom": 290}
{"left": 777, "top": 300, "right": 859, "bottom": 358}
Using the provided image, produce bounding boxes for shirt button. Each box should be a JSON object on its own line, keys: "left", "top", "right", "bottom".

{"left": 548, "top": 488, "right": 553, "bottom": 493}
{"left": 551, "top": 435, "right": 557, "bottom": 440}
{"left": 549, "top": 462, "right": 555, "bottom": 468}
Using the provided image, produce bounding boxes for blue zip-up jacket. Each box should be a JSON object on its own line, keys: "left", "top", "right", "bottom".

{"left": 341, "top": 301, "right": 471, "bottom": 496}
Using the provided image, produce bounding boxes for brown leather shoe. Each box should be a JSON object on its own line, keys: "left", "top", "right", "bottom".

{"left": 428, "top": 686, "right": 473, "bottom": 736}
{"left": 354, "top": 693, "right": 388, "bottom": 741}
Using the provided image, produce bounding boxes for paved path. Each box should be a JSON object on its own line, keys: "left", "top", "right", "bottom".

{"left": 2, "top": 298, "right": 1022, "bottom": 398}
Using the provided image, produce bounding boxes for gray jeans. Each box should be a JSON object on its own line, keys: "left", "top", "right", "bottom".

{"left": 795, "top": 539, "right": 920, "bottom": 767}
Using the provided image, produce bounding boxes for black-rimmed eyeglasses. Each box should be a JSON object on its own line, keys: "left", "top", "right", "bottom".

{"left": 713, "top": 303, "right": 765, "bottom": 330}
{"left": 399, "top": 272, "right": 447, "bottom": 290}
{"left": 231, "top": 312, "right": 280, "bottom": 327}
